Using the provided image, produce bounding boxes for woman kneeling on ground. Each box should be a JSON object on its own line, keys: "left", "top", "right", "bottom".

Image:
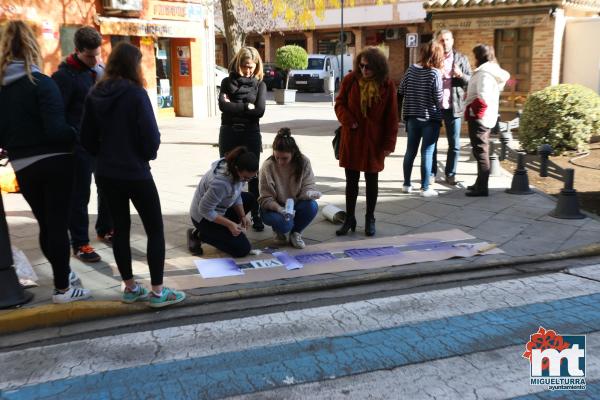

{"left": 189, "top": 146, "right": 259, "bottom": 257}
{"left": 258, "top": 128, "right": 320, "bottom": 249}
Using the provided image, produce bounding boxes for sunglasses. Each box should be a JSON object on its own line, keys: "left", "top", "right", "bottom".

{"left": 359, "top": 63, "right": 371, "bottom": 71}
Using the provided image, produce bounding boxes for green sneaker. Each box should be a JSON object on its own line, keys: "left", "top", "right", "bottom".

{"left": 149, "top": 287, "right": 186, "bottom": 308}
{"left": 122, "top": 284, "right": 150, "bottom": 304}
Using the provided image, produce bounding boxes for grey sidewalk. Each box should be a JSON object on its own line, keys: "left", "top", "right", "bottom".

{"left": 3, "top": 93, "right": 600, "bottom": 311}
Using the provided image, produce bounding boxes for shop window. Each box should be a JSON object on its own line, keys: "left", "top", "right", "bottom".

{"left": 155, "top": 39, "right": 173, "bottom": 109}
{"left": 495, "top": 28, "right": 533, "bottom": 111}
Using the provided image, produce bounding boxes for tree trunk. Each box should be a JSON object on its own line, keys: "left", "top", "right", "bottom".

{"left": 220, "top": 0, "right": 245, "bottom": 62}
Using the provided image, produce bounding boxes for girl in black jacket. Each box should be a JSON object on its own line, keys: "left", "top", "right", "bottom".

{"left": 81, "top": 42, "right": 184, "bottom": 308}
{"left": 218, "top": 46, "right": 266, "bottom": 231}
{"left": 0, "top": 21, "right": 90, "bottom": 303}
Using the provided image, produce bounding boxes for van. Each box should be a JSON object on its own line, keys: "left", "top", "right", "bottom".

{"left": 288, "top": 54, "right": 340, "bottom": 93}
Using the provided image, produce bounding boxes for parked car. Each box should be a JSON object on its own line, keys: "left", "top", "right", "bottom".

{"left": 288, "top": 54, "right": 340, "bottom": 93}
{"left": 263, "top": 63, "right": 285, "bottom": 91}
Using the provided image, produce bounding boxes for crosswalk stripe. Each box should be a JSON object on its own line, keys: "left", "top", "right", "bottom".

{"left": 3, "top": 272, "right": 600, "bottom": 393}
{"left": 4, "top": 292, "right": 600, "bottom": 400}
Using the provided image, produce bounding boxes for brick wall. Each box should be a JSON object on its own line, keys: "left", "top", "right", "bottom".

{"left": 452, "top": 29, "right": 495, "bottom": 69}
{"left": 448, "top": 22, "right": 559, "bottom": 93}
{"left": 531, "top": 20, "right": 556, "bottom": 92}
{"left": 387, "top": 38, "right": 406, "bottom": 85}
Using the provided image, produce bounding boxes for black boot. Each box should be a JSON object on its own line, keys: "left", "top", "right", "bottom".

{"left": 251, "top": 210, "right": 264, "bottom": 232}
{"left": 336, "top": 215, "right": 357, "bottom": 236}
{"left": 187, "top": 228, "right": 203, "bottom": 255}
{"left": 365, "top": 214, "right": 376, "bottom": 237}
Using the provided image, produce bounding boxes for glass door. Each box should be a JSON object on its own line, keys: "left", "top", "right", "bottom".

{"left": 155, "top": 38, "right": 174, "bottom": 112}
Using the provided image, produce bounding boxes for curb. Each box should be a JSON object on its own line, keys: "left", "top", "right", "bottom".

{"left": 2, "top": 243, "right": 600, "bottom": 336}
{"left": 0, "top": 301, "right": 146, "bottom": 335}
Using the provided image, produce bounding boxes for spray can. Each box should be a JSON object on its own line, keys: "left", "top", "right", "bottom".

{"left": 284, "top": 198, "right": 294, "bottom": 220}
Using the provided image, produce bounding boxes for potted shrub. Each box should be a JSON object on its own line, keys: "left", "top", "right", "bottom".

{"left": 274, "top": 45, "right": 308, "bottom": 105}
{"left": 519, "top": 84, "right": 600, "bottom": 154}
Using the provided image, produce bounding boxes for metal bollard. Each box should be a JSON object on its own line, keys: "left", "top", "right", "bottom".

{"left": 499, "top": 130, "right": 512, "bottom": 161}
{"left": 538, "top": 144, "right": 553, "bottom": 177}
{"left": 506, "top": 152, "right": 533, "bottom": 195}
{"left": 0, "top": 193, "right": 33, "bottom": 309}
{"left": 489, "top": 141, "right": 501, "bottom": 177}
{"left": 550, "top": 168, "right": 585, "bottom": 219}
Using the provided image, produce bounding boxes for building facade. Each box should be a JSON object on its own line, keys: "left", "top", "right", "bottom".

{"left": 216, "top": 0, "right": 429, "bottom": 84}
{"left": 0, "top": 0, "right": 216, "bottom": 118}
{"left": 424, "top": 0, "right": 600, "bottom": 116}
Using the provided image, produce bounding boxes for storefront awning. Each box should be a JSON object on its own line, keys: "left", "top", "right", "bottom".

{"left": 424, "top": 0, "right": 600, "bottom": 12}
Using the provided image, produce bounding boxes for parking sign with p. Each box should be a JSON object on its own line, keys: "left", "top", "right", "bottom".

{"left": 406, "top": 33, "right": 419, "bottom": 48}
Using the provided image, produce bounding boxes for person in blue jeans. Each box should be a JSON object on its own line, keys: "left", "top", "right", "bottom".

{"left": 258, "top": 128, "right": 320, "bottom": 249}
{"left": 398, "top": 41, "right": 444, "bottom": 197}
{"left": 431, "top": 30, "right": 472, "bottom": 185}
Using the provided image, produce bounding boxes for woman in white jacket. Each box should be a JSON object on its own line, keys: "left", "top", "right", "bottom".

{"left": 464, "top": 44, "right": 510, "bottom": 197}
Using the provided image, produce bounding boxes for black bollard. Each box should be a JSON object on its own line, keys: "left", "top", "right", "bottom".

{"left": 550, "top": 168, "right": 585, "bottom": 219}
{"left": 0, "top": 193, "right": 33, "bottom": 309}
{"left": 538, "top": 144, "right": 553, "bottom": 177}
{"left": 489, "top": 141, "right": 501, "bottom": 177}
{"left": 506, "top": 152, "right": 534, "bottom": 195}
{"left": 499, "top": 130, "right": 512, "bottom": 161}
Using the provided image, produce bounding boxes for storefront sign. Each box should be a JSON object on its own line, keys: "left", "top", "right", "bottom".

{"left": 433, "top": 14, "right": 548, "bottom": 31}
{"left": 98, "top": 16, "right": 202, "bottom": 38}
{"left": 149, "top": 1, "right": 203, "bottom": 21}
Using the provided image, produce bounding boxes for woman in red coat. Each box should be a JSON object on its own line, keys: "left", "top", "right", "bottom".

{"left": 334, "top": 47, "right": 398, "bottom": 237}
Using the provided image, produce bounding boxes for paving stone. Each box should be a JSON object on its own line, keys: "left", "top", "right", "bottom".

{"left": 4, "top": 111, "right": 595, "bottom": 307}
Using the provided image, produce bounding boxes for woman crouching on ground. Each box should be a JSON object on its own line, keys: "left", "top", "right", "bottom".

{"left": 258, "top": 128, "right": 320, "bottom": 249}
{"left": 188, "top": 146, "right": 259, "bottom": 257}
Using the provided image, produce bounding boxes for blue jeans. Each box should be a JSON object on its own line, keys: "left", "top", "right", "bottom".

{"left": 432, "top": 110, "right": 462, "bottom": 177}
{"left": 261, "top": 199, "right": 318, "bottom": 234}
{"left": 403, "top": 118, "right": 441, "bottom": 190}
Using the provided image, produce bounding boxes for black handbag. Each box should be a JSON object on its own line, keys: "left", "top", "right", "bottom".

{"left": 332, "top": 126, "right": 341, "bottom": 160}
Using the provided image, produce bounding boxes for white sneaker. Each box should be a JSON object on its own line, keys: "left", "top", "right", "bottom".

{"left": 52, "top": 287, "right": 91, "bottom": 304}
{"left": 289, "top": 232, "right": 306, "bottom": 249}
{"left": 402, "top": 185, "right": 413, "bottom": 193}
{"left": 69, "top": 271, "right": 80, "bottom": 286}
{"left": 421, "top": 188, "right": 439, "bottom": 197}
{"left": 273, "top": 231, "right": 288, "bottom": 245}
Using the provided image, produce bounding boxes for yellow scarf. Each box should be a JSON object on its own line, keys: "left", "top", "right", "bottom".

{"left": 358, "top": 77, "right": 380, "bottom": 117}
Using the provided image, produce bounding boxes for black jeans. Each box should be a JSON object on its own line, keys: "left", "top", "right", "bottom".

{"left": 219, "top": 124, "right": 261, "bottom": 213}
{"left": 95, "top": 176, "right": 165, "bottom": 286}
{"left": 15, "top": 154, "right": 74, "bottom": 289}
{"left": 192, "top": 192, "right": 257, "bottom": 258}
{"left": 69, "top": 145, "right": 113, "bottom": 248}
{"left": 344, "top": 169, "right": 379, "bottom": 217}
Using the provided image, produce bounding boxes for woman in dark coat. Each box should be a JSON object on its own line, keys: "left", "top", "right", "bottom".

{"left": 0, "top": 21, "right": 91, "bottom": 303}
{"left": 218, "top": 46, "right": 266, "bottom": 232}
{"left": 334, "top": 47, "right": 398, "bottom": 237}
